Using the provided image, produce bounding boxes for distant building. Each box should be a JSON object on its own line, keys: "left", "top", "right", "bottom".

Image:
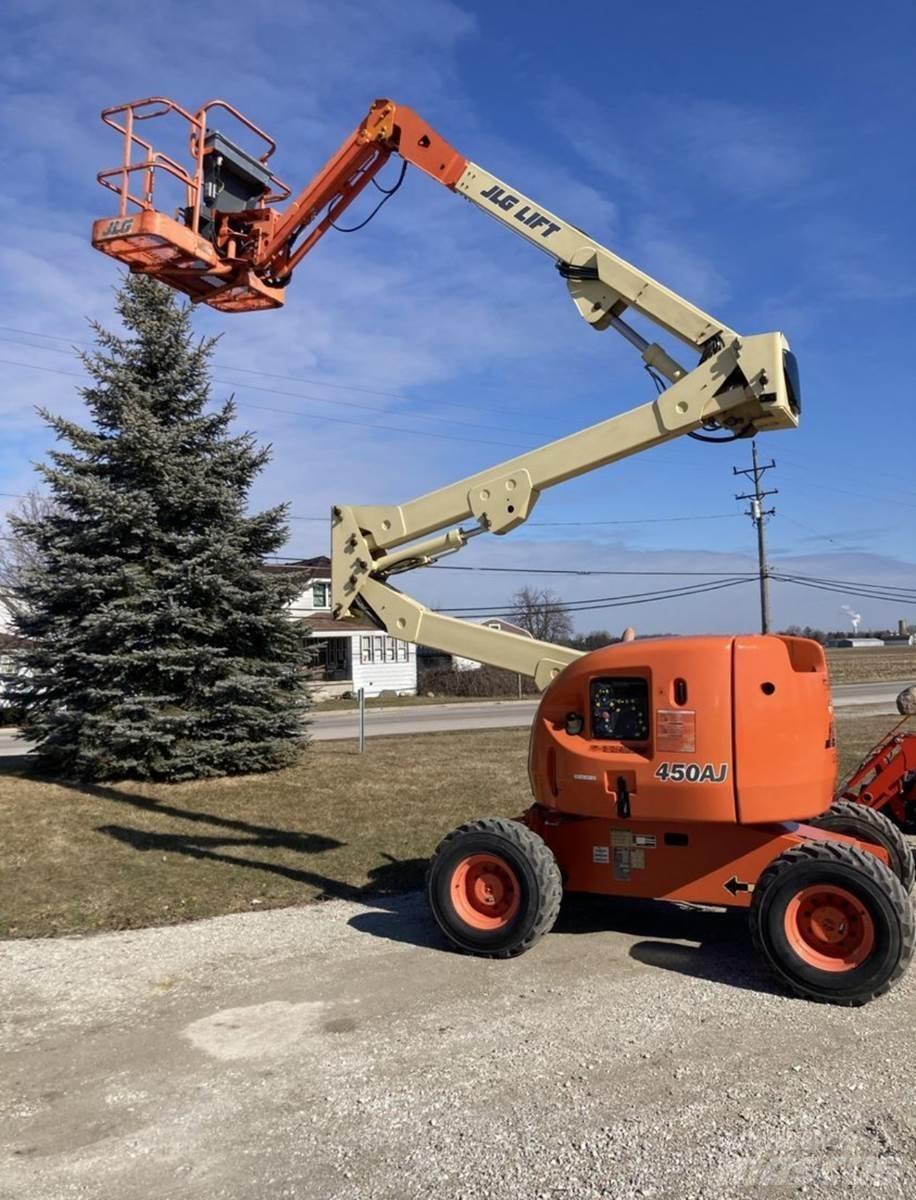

{"left": 826, "top": 637, "right": 885, "bottom": 649}
{"left": 264, "top": 556, "right": 417, "bottom": 701}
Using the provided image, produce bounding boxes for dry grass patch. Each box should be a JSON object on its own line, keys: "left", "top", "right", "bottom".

{"left": 827, "top": 647, "right": 916, "bottom": 685}
{"left": 834, "top": 711, "right": 912, "bottom": 780}
{"left": 0, "top": 712, "right": 908, "bottom": 940}
{"left": 0, "top": 730, "right": 530, "bottom": 939}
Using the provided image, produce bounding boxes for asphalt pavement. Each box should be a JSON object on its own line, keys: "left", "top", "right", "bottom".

{"left": 0, "top": 678, "right": 909, "bottom": 756}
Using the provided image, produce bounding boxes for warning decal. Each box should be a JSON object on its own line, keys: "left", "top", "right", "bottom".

{"left": 656, "top": 709, "right": 697, "bottom": 753}
{"left": 634, "top": 834, "right": 657, "bottom": 848}
{"left": 612, "top": 830, "right": 633, "bottom": 848}
{"left": 613, "top": 847, "right": 631, "bottom": 881}
{"left": 592, "top": 845, "right": 610, "bottom": 864}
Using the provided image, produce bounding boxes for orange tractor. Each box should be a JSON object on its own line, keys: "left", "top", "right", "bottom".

{"left": 90, "top": 97, "right": 915, "bottom": 1004}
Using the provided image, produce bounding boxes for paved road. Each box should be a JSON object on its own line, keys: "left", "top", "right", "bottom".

{"left": 0, "top": 679, "right": 910, "bottom": 756}
{"left": 309, "top": 677, "right": 911, "bottom": 740}
{"left": 3, "top": 893, "right": 915, "bottom": 1199}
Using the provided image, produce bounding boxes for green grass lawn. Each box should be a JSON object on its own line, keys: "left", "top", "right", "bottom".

{"left": 0, "top": 712, "right": 907, "bottom": 940}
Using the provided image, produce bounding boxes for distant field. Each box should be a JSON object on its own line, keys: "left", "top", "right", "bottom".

{"left": 826, "top": 646, "right": 916, "bottom": 685}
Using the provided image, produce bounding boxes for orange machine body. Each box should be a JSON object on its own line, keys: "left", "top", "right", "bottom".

{"left": 525, "top": 635, "right": 845, "bottom": 908}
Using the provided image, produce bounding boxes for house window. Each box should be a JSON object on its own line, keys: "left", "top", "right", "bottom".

{"left": 359, "top": 636, "right": 410, "bottom": 665}
{"left": 312, "top": 581, "right": 329, "bottom": 608}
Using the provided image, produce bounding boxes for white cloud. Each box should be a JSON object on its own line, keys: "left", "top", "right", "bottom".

{"left": 2, "top": 4, "right": 912, "bottom": 640}
{"left": 652, "top": 96, "right": 811, "bottom": 199}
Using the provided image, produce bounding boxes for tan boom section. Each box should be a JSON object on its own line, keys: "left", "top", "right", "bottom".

{"left": 333, "top": 333, "right": 797, "bottom": 686}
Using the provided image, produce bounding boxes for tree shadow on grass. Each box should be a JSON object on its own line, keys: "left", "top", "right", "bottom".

{"left": 96, "top": 814, "right": 426, "bottom": 906}
{"left": 71, "top": 776, "right": 429, "bottom": 907}
{"left": 83, "top": 780, "right": 340, "bottom": 850}
{"left": 1, "top": 754, "right": 428, "bottom": 906}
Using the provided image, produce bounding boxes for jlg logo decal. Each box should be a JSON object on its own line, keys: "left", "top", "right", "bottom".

{"left": 101, "top": 217, "right": 134, "bottom": 238}
{"left": 655, "top": 762, "right": 728, "bottom": 783}
{"left": 479, "top": 184, "right": 562, "bottom": 239}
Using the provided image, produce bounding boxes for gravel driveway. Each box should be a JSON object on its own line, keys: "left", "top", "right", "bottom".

{"left": 2, "top": 892, "right": 915, "bottom": 1199}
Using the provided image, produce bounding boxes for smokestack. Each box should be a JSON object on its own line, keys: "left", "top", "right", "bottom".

{"left": 841, "top": 605, "right": 861, "bottom": 635}
{"left": 900, "top": 618, "right": 910, "bottom": 636}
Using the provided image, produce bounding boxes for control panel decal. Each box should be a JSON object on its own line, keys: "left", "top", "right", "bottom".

{"left": 656, "top": 708, "right": 696, "bottom": 753}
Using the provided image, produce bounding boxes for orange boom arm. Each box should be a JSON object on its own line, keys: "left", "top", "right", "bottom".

{"left": 91, "top": 98, "right": 467, "bottom": 313}
{"left": 91, "top": 94, "right": 742, "bottom": 366}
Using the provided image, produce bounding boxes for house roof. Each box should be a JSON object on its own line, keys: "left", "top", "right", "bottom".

{"left": 305, "top": 613, "right": 379, "bottom": 634}
{"left": 263, "top": 555, "right": 331, "bottom": 581}
{"left": 478, "top": 617, "right": 533, "bottom": 638}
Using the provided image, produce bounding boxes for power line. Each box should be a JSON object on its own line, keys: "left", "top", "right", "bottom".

{"left": 777, "top": 449, "right": 915, "bottom": 491}
{"left": 776, "top": 512, "right": 845, "bottom": 548}
{"left": 0, "top": 488, "right": 747, "bottom": 533}
{"left": 0, "top": 332, "right": 536, "bottom": 437}
{"left": 0, "top": 324, "right": 556, "bottom": 425}
{"left": 518, "top": 513, "right": 741, "bottom": 528}
{"left": 733, "top": 440, "right": 776, "bottom": 634}
{"left": 774, "top": 571, "right": 916, "bottom": 598}
{"left": 435, "top": 577, "right": 753, "bottom": 618}
{"left": 283, "top": 512, "right": 743, "bottom": 528}
{"left": 429, "top": 564, "right": 757, "bottom": 577}
{"left": 771, "top": 574, "right": 916, "bottom": 605}
{"left": 779, "top": 466, "right": 916, "bottom": 513}
{"left": 0, "top": 357, "right": 527, "bottom": 451}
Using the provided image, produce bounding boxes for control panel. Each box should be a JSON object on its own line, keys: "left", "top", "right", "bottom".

{"left": 590, "top": 677, "right": 650, "bottom": 742}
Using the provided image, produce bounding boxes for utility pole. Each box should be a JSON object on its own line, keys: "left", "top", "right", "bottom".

{"left": 733, "top": 442, "right": 777, "bottom": 634}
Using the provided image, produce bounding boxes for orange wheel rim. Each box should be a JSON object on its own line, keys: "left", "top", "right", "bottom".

{"left": 784, "top": 884, "right": 876, "bottom": 972}
{"left": 450, "top": 853, "right": 521, "bottom": 931}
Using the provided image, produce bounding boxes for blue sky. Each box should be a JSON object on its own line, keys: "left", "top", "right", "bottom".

{"left": 1, "top": 0, "right": 914, "bottom": 634}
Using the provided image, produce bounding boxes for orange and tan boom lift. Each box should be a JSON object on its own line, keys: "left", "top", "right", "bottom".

{"left": 91, "top": 98, "right": 915, "bottom": 1004}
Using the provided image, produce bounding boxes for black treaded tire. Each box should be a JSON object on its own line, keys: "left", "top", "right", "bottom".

{"left": 807, "top": 800, "right": 916, "bottom": 892}
{"left": 426, "top": 817, "right": 562, "bottom": 958}
{"left": 750, "top": 841, "right": 915, "bottom": 1006}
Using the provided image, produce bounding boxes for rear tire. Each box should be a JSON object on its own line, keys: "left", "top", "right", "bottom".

{"left": 426, "top": 817, "right": 562, "bottom": 958}
{"left": 807, "top": 800, "right": 915, "bottom": 892}
{"left": 750, "top": 841, "right": 914, "bottom": 1005}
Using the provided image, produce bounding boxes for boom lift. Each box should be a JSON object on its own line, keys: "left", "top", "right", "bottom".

{"left": 92, "top": 98, "right": 914, "bottom": 1005}
{"left": 836, "top": 687, "right": 916, "bottom": 828}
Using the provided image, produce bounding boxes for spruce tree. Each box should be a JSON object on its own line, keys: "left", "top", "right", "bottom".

{"left": 9, "top": 274, "right": 311, "bottom": 781}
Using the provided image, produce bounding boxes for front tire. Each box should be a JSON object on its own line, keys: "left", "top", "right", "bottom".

{"left": 750, "top": 841, "right": 914, "bottom": 1005}
{"left": 426, "top": 818, "right": 562, "bottom": 958}
{"left": 807, "top": 800, "right": 915, "bottom": 892}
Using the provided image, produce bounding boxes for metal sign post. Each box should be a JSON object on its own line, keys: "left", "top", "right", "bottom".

{"left": 357, "top": 687, "right": 366, "bottom": 753}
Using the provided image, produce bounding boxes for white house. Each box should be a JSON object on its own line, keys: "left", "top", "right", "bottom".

{"left": 269, "top": 556, "right": 418, "bottom": 701}
{"left": 0, "top": 591, "right": 25, "bottom": 703}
